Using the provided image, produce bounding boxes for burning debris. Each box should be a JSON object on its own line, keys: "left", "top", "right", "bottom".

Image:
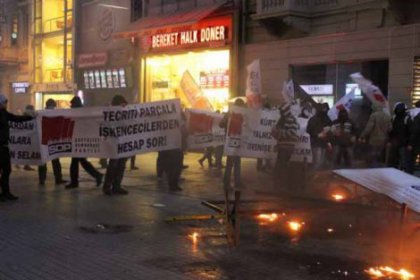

{"left": 257, "top": 213, "right": 279, "bottom": 223}
{"left": 287, "top": 221, "right": 304, "bottom": 232}
{"left": 331, "top": 193, "right": 346, "bottom": 202}
{"left": 365, "top": 266, "right": 415, "bottom": 280}
{"left": 188, "top": 232, "right": 200, "bottom": 244}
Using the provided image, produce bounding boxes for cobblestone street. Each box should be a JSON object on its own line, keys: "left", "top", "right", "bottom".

{"left": 1, "top": 153, "right": 419, "bottom": 279}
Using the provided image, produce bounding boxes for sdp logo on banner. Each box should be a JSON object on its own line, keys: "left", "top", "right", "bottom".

{"left": 41, "top": 116, "right": 75, "bottom": 155}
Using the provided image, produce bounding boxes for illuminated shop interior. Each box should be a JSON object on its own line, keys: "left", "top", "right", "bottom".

{"left": 144, "top": 49, "right": 230, "bottom": 112}
{"left": 33, "top": 0, "right": 73, "bottom": 84}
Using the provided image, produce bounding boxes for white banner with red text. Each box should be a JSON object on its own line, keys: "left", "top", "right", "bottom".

{"left": 9, "top": 99, "right": 183, "bottom": 164}
{"left": 224, "top": 105, "right": 280, "bottom": 159}
{"left": 185, "top": 109, "right": 225, "bottom": 149}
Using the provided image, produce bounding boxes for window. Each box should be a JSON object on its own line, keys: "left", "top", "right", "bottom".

{"left": 11, "top": 14, "right": 18, "bottom": 45}
{"left": 131, "top": 0, "right": 143, "bottom": 22}
{"left": 412, "top": 57, "right": 420, "bottom": 106}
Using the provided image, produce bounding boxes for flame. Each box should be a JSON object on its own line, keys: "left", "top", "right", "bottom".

{"left": 188, "top": 232, "right": 199, "bottom": 244}
{"left": 327, "top": 228, "right": 334, "bottom": 233}
{"left": 365, "top": 266, "right": 415, "bottom": 280}
{"left": 331, "top": 193, "right": 345, "bottom": 201}
{"left": 288, "top": 221, "right": 303, "bottom": 232}
{"left": 257, "top": 213, "right": 279, "bottom": 222}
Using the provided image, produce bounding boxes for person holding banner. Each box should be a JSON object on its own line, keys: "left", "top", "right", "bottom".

{"left": 221, "top": 99, "right": 246, "bottom": 190}
{"left": 102, "top": 95, "right": 129, "bottom": 195}
{"left": 0, "top": 94, "right": 34, "bottom": 201}
{"left": 272, "top": 102, "right": 299, "bottom": 187}
{"left": 65, "top": 96, "right": 103, "bottom": 189}
{"left": 407, "top": 101, "right": 420, "bottom": 174}
{"left": 331, "top": 109, "right": 357, "bottom": 168}
{"left": 307, "top": 103, "right": 332, "bottom": 170}
{"left": 38, "top": 99, "right": 67, "bottom": 186}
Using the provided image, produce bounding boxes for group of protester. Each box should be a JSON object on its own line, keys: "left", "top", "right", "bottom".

{"left": 1, "top": 91, "right": 420, "bottom": 202}
{"left": 306, "top": 101, "right": 420, "bottom": 173}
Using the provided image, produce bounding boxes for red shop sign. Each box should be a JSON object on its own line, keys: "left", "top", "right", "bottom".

{"left": 140, "top": 16, "right": 232, "bottom": 53}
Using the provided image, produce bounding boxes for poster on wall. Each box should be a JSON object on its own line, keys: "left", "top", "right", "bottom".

{"left": 179, "top": 70, "right": 213, "bottom": 111}
{"left": 224, "top": 105, "right": 280, "bottom": 159}
{"left": 186, "top": 109, "right": 225, "bottom": 149}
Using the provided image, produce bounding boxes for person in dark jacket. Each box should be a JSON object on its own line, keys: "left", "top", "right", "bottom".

{"left": 407, "top": 101, "right": 420, "bottom": 174}
{"left": 388, "top": 102, "right": 411, "bottom": 170}
{"left": 306, "top": 103, "right": 332, "bottom": 170}
{"left": 65, "top": 96, "right": 103, "bottom": 189}
{"left": 160, "top": 109, "right": 187, "bottom": 192}
{"left": 221, "top": 98, "right": 246, "bottom": 190}
{"left": 0, "top": 94, "right": 34, "bottom": 201}
{"left": 38, "top": 99, "right": 67, "bottom": 186}
{"left": 102, "top": 95, "right": 129, "bottom": 195}
{"left": 330, "top": 109, "right": 357, "bottom": 168}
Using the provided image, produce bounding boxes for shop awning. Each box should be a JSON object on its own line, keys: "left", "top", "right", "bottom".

{"left": 113, "top": 1, "right": 229, "bottom": 39}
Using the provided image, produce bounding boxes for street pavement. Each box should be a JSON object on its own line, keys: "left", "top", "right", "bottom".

{"left": 1, "top": 153, "right": 419, "bottom": 280}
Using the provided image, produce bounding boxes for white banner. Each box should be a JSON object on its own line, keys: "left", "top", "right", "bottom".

{"left": 350, "top": 72, "right": 390, "bottom": 114}
{"left": 334, "top": 168, "right": 420, "bottom": 213}
{"left": 224, "top": 105, "right": 280, "bottom": 159}
{"left": 281, "top": 80, "right": 295, "bottom": 105}
{"left": 37, "top": 99, "right": 182, "bottom": 161}
{"left": 9, "top": 119, "right": 42, "bottom": 165}
{"left": 186, "top": 109, "right": 225, "bottom": 149}
{"left": 328, "top": 88, "right": 356, "bottom": 121}
{"left": 290, "top": 118, "right": 313, "bottom": 163}
{"left": 246, "top": 59, "right": 262, "bottom": 109}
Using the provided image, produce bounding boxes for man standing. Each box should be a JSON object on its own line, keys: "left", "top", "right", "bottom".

{"left": 0, "top": 94, "right": 34, "bottom": 201}
{"left": 307, "top": 103, "right": 332, "bottom": 170}
{"left": 360, "top": 104, "right": 391, "bottom": 167}
{"left": 407, "top": 101, "right": 420, "bottom": 174}
{"left": 102, "top": 95, "right": 129, "bottom": 195}
{"left": 65, "top": 96, "right": 103, "bottom": 189}
{"left": 38, "top": 99, "right": 67, "bottom": 186}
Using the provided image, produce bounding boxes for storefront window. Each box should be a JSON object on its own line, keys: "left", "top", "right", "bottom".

{"left": 42, "top": 35, "right": 65, "bottom": 83}
{"left": 291, "top": 60, "right": 388, "bottom": 125}
{"left": 35, "top": 92, "right": 74, "bottom": 110}
{"left": 412, "top": 57, "right": 420, "bottom": 106}
{"left": 145, "top": 49, "right": 230, "bottom": 111}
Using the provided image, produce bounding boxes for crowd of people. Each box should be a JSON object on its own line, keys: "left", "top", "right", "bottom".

{"left": 306, "top": 101, "right": 420, "bottom": 173}
{"left": 0, "top": 92, "right": 419, "bottom": 202}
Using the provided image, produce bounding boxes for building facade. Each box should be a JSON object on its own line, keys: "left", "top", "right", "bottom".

{"left": 242, "top": 0, "right": 420, "bottom": 109}
{"left": 76, "top": 0, "right": 137, "bottom": 107}
{"left": 30, "top": 0, "right": 75, "bottom": 110}
{"left": 116, "top": 0, "right": 239, "bottom": 112}
{"left": 0, "top": 0, "right": 30, "bottom": 113}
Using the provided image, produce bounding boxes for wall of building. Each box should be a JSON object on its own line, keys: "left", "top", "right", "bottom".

{"left": 77, "top": 0, "right": 136, "bottom": 106}
{"left": 0, "top": 0, "right": 31, "bottom": 113}
{"left": 241, "top": 23, "right": 420, "bottom": 106}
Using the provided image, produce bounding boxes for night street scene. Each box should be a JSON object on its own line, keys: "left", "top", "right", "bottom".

{"left": 1, "top": 0, "right": 420, "bottom": 279}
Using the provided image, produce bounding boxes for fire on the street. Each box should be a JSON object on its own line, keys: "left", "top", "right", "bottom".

{"left": 188, "top": 232, "right": 199, "bottom": 244}
{"left": 257, "top": 213, "right": 279, "bottom": 222}
{"left": 287, "top": 221, "right": 304, "bottom": 232}
{"left": 331, "top": 193, "right": 345, "bottom": 202}
{"left": 365, "top": 266, "right": 415, "bottom": 280}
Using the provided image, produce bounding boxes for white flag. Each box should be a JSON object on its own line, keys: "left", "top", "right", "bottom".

{"left": 350, "top": 72, "right": 390, "bottom": 114}
{"left": 328, "top": 88, "right": 356, "bottom": 121}
{"left": 246, "top": 59, "right": 262, "bottom": 109}
{"left": 281, "top": 80, "right": 294, "bottom": 104}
